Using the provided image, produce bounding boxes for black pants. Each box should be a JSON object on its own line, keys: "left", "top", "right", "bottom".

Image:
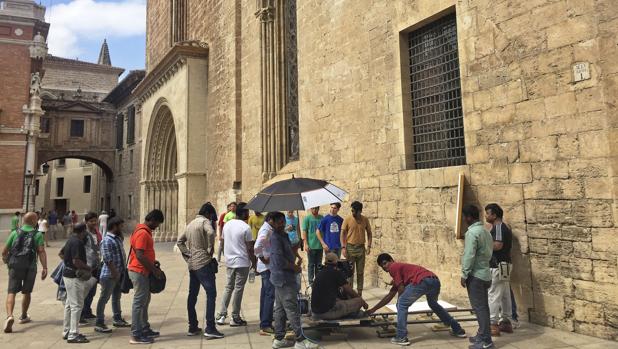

{"left": 467, "top": 276, "right": 492, "bottom": 344}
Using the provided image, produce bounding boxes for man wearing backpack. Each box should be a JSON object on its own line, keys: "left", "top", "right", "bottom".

{"left": 2, "top": 212, "right": 48, "bottom": 333}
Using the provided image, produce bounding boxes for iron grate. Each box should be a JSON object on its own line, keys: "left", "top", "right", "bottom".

{"left": 408, "top": 13, "right": 466, "bottom": 169}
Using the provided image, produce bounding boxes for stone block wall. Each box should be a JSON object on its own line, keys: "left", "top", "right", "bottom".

{"left": 143, "top": 0, "right": 618, "bottom": 339}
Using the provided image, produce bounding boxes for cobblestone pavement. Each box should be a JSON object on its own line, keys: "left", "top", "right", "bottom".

{"left": 0, "top": 241, "right": 616, "bottom": 349}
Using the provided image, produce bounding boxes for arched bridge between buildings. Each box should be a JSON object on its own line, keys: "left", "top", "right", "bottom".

{"left": 37, "top": 98, "right": 117, "bottom": 179}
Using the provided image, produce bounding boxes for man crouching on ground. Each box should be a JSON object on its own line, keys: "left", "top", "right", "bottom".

{"left": 311, "top": 253, "right": 367, "bottom": 320}
{"left": 367, "top": 253, "right": 466, "bottom": 346}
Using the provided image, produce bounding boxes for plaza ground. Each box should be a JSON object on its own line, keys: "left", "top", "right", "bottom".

{"left": 0, "top": 241, "right": 616, "bottom": 349}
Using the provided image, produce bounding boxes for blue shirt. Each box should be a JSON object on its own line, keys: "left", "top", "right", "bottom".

{"left": 285, "top": 216, "right": 300, "bottom": 246}
{"left": 269, "top": 230, "right": 297, "bottom": 287}
{"left": 318, "top": 214, "right": 343, "bottom": 250}
{"left": 100, "top": 232, "right": 126, "bottom": 280}
{"left": 48, "top": 212, "right": 58, "bottom": 225}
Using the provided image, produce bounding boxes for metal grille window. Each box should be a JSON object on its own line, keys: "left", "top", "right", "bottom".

{"left": 408, "top": 13, "right": 465, "bottom": 169}
{"left": 127, "top": 106, "right": 135, "bottom": 145}
{"left": 115, "top": 114, "right": 124, "bottom": 150}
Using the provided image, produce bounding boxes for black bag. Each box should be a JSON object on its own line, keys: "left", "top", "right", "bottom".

{"left": 120, "top": 247, "right": 133, "bottom": 294}
{"left": 8, "top": 229, "right": 36, "bottom": 273}
{"left": 149, "top": 261, "right": 166, "bottom": 294}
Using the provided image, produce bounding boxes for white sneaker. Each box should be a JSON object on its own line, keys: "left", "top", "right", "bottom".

{"left": 294, "top": 339, "right": 323, "bottom": 349}
{"left": 273, "top": 338, "right": 295, "bottom": 348}
{"left": 4, "top": 316, "right": 14, "bottom": 333}
{"left": 512, "top": 320, "right": 521, "bottom": 329}
{"left": 215, "top": 315, "right": 226, "bottom": 326}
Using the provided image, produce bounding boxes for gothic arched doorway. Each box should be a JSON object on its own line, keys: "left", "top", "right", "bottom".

{"left": 144, "top": 103, "right": 178, "bottom": 241}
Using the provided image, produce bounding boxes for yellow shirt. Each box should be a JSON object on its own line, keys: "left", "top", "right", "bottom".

{"left": 248, "top": 214, "right": 265, "bottom": 240}
{"left": 342, "top": 215, "right": 371, "bottom": 245}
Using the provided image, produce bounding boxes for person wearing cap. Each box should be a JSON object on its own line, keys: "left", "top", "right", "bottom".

{"left": 310, "top": 253, "right": 368, "bottom": 320}
{"left": 367, "top": 253, "right": 467, "bottom": 346}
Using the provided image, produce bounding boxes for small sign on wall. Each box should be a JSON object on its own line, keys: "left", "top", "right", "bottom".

{"left": 572, "top": 62, "right": 591, "bottom": 82}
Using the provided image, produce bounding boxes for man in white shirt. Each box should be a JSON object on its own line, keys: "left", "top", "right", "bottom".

{"left": 215, "top": 203, "right": 255, "bottom": 327}
{"left": 98, "top": 211, "right": 109, "bottom": 236}
{"left": 254, "top": 213, "right": 282, "bottom": 335}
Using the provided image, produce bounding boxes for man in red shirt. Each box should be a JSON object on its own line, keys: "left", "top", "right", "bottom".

{"left": 128, "top": 210, "right": 164, "bottom": 344}
{"left": 367, "top": 253, "right": 466, "bottom": 346}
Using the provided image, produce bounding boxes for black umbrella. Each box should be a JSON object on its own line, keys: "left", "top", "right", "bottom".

{"left": 245, "top": 176, "right": 348, "bottom": 212}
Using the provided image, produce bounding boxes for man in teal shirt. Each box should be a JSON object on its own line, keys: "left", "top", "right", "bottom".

{"left": 460, "top": 205, "right": 493, "bottom": 349}
{"left": 10, "top": 212, "right": 20, "bottom": 231}
{"left": 301, "top": 207, "right": 323, "bottom": 284}
{"left": 2, "top": 212, "right": 48, "bottom": 333}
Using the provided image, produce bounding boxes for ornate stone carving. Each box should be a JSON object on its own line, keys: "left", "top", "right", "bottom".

{"left": 29, "top": 72, "right": 41, "bottom": 97}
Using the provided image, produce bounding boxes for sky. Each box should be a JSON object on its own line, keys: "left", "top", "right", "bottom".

{"left": 43, "top": 0, "right": 146, "bottom": 74}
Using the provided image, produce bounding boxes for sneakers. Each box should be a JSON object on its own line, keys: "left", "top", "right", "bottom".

{"left": 273, "top": 338, "right": 295, "bottom": 348}
{"left": 113, "top": 318, "right": 131, "bottom": 327}
{"left": 499, "top": 321, "right": 514, "bottom": 333}
{"left": 469, "top": 334, "right": 481, "bottom": 343}
{"left": 63, "top": 332, "right": 69, "bottom": 340}
{"left": 390, "top": 337, "right": 411, "bottom": 346}
{"left": 490, "top": 324, "right": 500, "bottom": 336}
{"left": 187, "top": 327, "right": 202, "bottom": 336}
{"left": 129, "top": 336, "right": 154, "bottom": 344}
{"left": 294, "top": 339, "right": 323, "bottom": 349}
{"left": 143, "top": 328, "right": 160, "bottom": 338}
{"left": 260, "top": 327, "right": 275, "bottom": 336}
{"left": 468, "top": 341, "right": 495, "bottom": 349}
{"left": 450, "top": 327, "right": 467, "bottom": 338}
{"left": 204, "top": 328, "right": 225, "bottom": 339}
{"left": 3, "top": 316, "right": 14, "bottom": 333}
{"left": 67, "top": 334, "right": 90, "bottom": 343}
{"left": 512, "top": 319, "right": 521, "bottom": 329}
{"left": 18, "top": 315, "right": 31, "bottom": 324}
{"left": 230, "top": 317, "right": 248, "bottom": 327}
{"left": 94, "top": 323, "right": 112, "bottom": 333}
{"left": 216, "top": 314, "right": 226, "bottom": 325}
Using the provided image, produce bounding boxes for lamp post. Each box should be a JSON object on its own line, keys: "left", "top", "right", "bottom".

{"left": 24, "top": 170, "right": 34, "bottom": 212}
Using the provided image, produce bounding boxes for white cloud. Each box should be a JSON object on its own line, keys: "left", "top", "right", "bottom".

{"left": 46, "top": 0, "right": 146, "bottom": 58}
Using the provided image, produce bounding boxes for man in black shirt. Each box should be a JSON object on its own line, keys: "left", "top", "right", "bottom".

{"left": 311, "top": 253, "right": 367, "bottom": 320}
{"left": 62, "top": 223, "right": 95, "bottom": 343}
{"left": 485, "top": 203, "right": 514, "bottom": 336}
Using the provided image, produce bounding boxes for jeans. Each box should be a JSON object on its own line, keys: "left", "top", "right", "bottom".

{"left": 489, "top": 267, "right": 512, "bottom": 324}
{"left": 467, "top": 276, "right": 492, "bottom": 344}
{"left": 307, "top": 249, "right": 323, "bottom": 284}
{"left": 259, "top": 270, "right": 275, "bottom": 329}
{"left": 313, "top": 297, "right": 364, "bottom": 320}
{"left": 129, "top": 271, "right": 151, "bottom": 337}
{"left": 346, "top": 244, "right": 365, "bottom": 291}
{"left": 218, "top": 266, "right": 249, "bottom": 318}
{"left": 82, "top": 268, "right": 99, "bottom": 318}
{"left": 187, "top": 263, "right": 217, "bottom": 331}
{"left": 511, "top": 287, "right": 518, "bottom": 321}
{"left": 96, "top": 277, "right": 122, "bottom": 325}
{"left": 396, "top": 277, "right": 462, "bottom": 338}
{"left": 274, "top": 281, "right": 303, "bottom": 342}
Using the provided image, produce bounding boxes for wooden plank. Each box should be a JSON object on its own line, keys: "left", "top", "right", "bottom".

{"left": 455, "top": 172, "right": 465, "bottom": 239}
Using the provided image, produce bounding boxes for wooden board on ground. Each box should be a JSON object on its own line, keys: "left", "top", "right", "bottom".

{"left": 385, "top": 300, "right": 458, "bottom": 313}
{"left": 455, "top": 171, "right": 465, "bottom": 239}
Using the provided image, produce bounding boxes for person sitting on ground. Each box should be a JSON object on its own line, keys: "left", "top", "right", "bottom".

{"left": 367, "top": 253, "right": 466, "bottom": 347}
{"left": 311, "top": 253, "right": 367, "bottom": 320}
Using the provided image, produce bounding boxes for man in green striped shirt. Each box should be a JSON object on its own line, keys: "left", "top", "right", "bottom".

{"left": 460, "top": 205, "right": 494, "bottom": 349}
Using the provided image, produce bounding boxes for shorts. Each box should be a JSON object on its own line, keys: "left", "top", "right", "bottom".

{"left": 8, "top": 267, "right": 37, "bottom": 294}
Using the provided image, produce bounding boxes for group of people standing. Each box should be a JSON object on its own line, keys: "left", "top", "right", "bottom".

{"left": 2, "top": 200, "right": 515, "bottom": 349}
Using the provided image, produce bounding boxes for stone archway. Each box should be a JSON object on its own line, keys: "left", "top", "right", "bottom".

{"left": 144, "top": 103, "right": 178, "bottom": 241}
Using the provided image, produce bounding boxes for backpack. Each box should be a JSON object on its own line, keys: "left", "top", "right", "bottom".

{"left": 9, "top": 229, "right": 37, "bottom": 273}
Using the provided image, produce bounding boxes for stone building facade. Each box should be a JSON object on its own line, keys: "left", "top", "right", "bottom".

{"left": 0, "top": 0, "right": 48, "bottom": 235}
{"left": 102, "top": 70, "right": 146, "bottom": 231}
{"left": 139, "top": 0, "right": 618, "bottom": 339}
{"left": 37, "top": 45, "right": 124, "bottom": 215}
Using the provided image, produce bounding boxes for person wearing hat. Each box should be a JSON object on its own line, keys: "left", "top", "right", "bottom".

{"left": 310, "top": 252, "right": 368, "bottom": 320}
